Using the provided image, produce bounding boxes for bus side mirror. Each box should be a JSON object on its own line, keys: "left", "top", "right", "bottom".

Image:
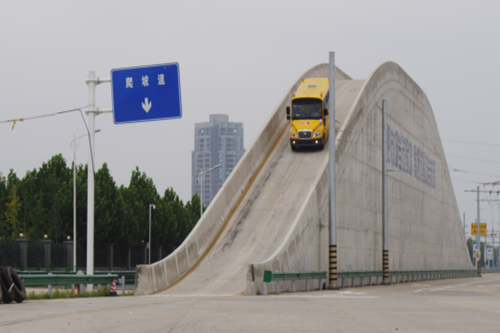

{"left": 324, "top": 109, "right": 329, "bottom": 116}
{"left": 286, "top": 106, "right": 290, "bottom": 120}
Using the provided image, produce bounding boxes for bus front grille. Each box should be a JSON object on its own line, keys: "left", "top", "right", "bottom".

{"left": 299, "top": 131, "right": 312, "bottom": 139}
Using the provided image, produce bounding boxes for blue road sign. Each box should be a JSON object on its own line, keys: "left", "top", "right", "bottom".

{"left": 111, "top": 63, "right": 182, "bottom": 124}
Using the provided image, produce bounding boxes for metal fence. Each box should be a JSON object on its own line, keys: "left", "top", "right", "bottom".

{"left": 130, "top": 246, "right": 144, "bottom": 267}
{"left": 27, "top": 242, "right": 44, "bottom": 268}
{"left": 113, "top": 246, "right": 127, "bottom": 268}
{"left": 0, "top": 240, "right": 20, "bottom": 267}
{"left": 51, "top": 243, "right": 67, "bottom": 268}
{"left": 0, "top": 239, "right": 168, "bottom": 270}
{"left": 94, "top": 244, "right": 108, "bottom": 268}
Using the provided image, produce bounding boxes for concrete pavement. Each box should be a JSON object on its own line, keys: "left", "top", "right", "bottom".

{"left": 2, "top": 273, "right": 499, "bottom": 332}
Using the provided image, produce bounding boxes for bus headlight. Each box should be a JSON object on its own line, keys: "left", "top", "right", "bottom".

{"left": 291, "top": 132, "right": 298, "bottom": 138}
{"left": 313, "top": 131, "right": 322, "bottom": 138}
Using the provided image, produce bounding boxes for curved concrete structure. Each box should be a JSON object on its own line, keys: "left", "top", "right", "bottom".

{"left": 135, "top": 61, "right": 473, "bottom": 296}
{"left": 247, "top": 62, "right": 474, "bottom": 294}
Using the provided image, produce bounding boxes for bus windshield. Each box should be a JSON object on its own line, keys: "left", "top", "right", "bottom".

{"left": 292, "top": 98, "right": 322, "bottom": 120}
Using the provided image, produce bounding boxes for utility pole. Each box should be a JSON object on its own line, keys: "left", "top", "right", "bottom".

{"left": 491, "top": 228, "right": 495, "bottom": 269}
{"left": 85, "top": 71, "right": 111, "bottom": 291}
{"left": 477, "top": 187, "right": 481, "bottom": 276}
{"left": 70, "top": 130, "right": 101, "bottom": 272}
{"left": 485, "top": 227, "right": 488, "bottom": 269}
{"left": 328, "top": 51, "right": 338, "bottom": 290}
{"left": 465, "top": 187, "right": 481, "bottom": 276}
{"left": 382, "top": 99, "right": 389, "bottom": 284}
{"left": 86, "top": 70, "right": 97, "bottom": 289}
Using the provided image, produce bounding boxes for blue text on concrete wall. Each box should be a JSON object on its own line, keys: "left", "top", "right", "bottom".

{"left": 387, "top": 125, "right": 435, "bottom": 189}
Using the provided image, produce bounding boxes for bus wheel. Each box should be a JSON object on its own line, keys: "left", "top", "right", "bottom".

{"left": 291, "top": 145, "right": 297, "bottom": 151}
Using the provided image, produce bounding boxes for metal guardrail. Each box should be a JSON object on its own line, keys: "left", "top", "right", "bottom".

{"left": 263, "top": 271, "right": 327, "bottom": 295}
{"left": 16, "top": 270, "right": 136, "bottom": 285}
{"left": 263, "top": 269, "right": 482, "bottom": 294}
{"left": 18, "top": 273, "right": 127, "bottom": 298}
{"left": 19, "top": 274, "right": 119, "bottom": 286}
{"left": 338, "top": 269, "right": 479, "bottom": 288}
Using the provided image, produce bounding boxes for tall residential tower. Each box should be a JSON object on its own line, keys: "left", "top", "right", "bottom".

{"left": 192, "top": 114, "right": 245, "bottom": 206}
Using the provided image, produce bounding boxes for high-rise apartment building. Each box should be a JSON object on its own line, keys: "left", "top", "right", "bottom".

{"left": 192, "top": 114, "right": 245, "bottom": 206}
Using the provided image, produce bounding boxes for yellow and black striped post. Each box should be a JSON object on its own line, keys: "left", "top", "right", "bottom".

{"left": 329, "top": 245, "right": 337, "bottom": 287}
{"left": 328, "top": 52, "right": 338, "bottom": 290}
{"left": 382, "top": 100, "right": 390, "bottom": 284}
{"left": 383, "top": 250, "right": 389, "bottom": 283}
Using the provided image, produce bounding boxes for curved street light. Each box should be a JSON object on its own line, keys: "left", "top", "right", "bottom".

{"left": 70, "top": 129, "right": 101, "bottom": 271}
{"left": 198, "top": 165, "right": 221, "bottom": 218}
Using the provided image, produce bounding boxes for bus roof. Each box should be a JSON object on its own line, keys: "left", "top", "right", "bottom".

{"left": 292, "top": 78, "right": 329, "bottom": 100}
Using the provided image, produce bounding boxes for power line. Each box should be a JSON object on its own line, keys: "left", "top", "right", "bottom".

{"left": 450, "top": 168, "right": 500, "bottom": 179}
{"left": 446, "top": 155, "right": 500, "bottom": 165}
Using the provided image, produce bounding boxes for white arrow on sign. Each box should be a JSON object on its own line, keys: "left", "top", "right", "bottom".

{"left": 142, "top": 97, "right": 152, "bottom": 113}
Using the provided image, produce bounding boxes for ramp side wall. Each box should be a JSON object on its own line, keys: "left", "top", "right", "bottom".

{"left": 135, "top": 64, "right": 349, "bottom": 295}
{"left": 336, "top": 61, "right": 473, "bottom": 273}
{"left": 248, "top": 61, "right": 473, "bottom": 295}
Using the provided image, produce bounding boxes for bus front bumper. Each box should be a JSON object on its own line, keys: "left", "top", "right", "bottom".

{"left": 290, "top": 138, "right": 324, "bottom": 148}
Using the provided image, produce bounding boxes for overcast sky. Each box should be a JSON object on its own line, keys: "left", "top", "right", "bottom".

{"left": 1, "top": 1, "right": 499, "bottom": 240}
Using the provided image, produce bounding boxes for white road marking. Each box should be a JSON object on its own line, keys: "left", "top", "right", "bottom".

{"left": 147, "top": 294, "right": 238, "bottom": 298}
{"left": 338, "top": 291, "right": 367, "bottom": 295}
{"left": 414, "top": 278, "right": 500, "bottom": 293}
{"left": 146, "top": 293, "right": 378, "bottom": 299}
{"left": 276, "top": 294, "right": 379, "bottom": 299}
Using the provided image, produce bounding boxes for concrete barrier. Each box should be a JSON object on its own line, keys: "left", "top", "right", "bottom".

{"left": 247, "top": 61, "right": 474, "bottom": 294}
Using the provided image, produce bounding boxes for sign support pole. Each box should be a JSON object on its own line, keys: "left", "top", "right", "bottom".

{"left": 86, "top": 70, "right": 96, "bottom": 291}
{"left": 85, "top": 71, "right": 110, "bottom": 291}
{"left": 328, "top": 51, "right": 337, "bottom": 290}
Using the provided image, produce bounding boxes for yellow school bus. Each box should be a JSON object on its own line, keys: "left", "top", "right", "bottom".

{"left": 286, "top": 78, "right": 329, "bottom": 151}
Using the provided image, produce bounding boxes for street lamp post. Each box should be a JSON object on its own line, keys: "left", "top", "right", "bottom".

{"left": 70, "top": 130, "right": 101, "bottom": 272}
{"left": 149, "top": 204, "right": 156, "bottom": 265}
{"left": 198, "top": 165, "right": 221, "bottom": 218}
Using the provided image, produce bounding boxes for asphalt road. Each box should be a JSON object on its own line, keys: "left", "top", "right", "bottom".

{"left": 1, "top": 273, "right": 499, "bottom": 332}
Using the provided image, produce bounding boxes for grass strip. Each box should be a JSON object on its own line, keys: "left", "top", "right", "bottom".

{"left": 27, "top": 287, "right": 133, "bottom": 300}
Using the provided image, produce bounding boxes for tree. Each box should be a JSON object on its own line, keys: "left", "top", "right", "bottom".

{"left": 94, "top": 163, "right": 124, "bottom": 246}
{"left": 35, "top": 154, "right": 72, "bottom": 243}
{"left": 4, "top": 184, "right": 22, "bottom": 240}
{"left": 119, "top": 167, "right": 160, "bottom": 248}
{"left": 27, "top": 190, "right": 49, "bottom": 241}
{"left": 0, "top": 154, "right": 204, "bottom": 258}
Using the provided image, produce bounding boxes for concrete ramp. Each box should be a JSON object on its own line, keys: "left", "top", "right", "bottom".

{"left": 134, "top": 64, "right": 351, "bottom": 295}
{"left": 135, "top": 61, "right": 473, "bottom": 296}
